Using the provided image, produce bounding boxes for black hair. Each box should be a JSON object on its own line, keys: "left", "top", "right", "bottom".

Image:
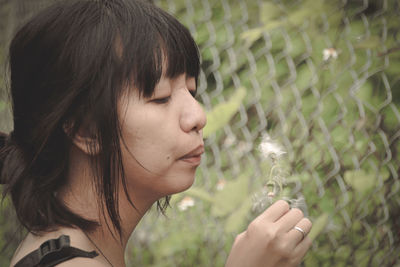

{"left": 0, "top": 0, "right": 200, "bottom": 237}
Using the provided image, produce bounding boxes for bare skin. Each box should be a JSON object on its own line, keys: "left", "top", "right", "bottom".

{"left": 9, "top": 74, "right": 312, "bottom": 267}
{"left": 9, "top": 144, "right": 144, "bottom": 267}
{"left": 10, "top": 74, "right": 206, "bottom": 267}
{"left": 226, "top": 200, "right": 313, "bottom": 267}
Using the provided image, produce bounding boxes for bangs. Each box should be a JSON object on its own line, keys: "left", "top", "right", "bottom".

{"left": 114, "top": 0, "right": 200, "bottom": 98}
{"left": 4, "top": 0, "right": 199, "bottom": 236}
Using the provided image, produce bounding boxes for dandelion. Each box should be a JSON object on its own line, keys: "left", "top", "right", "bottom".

{"left": 253, "top": 134, "right": 287, "bottom": 212}
{"left": 259, "top": 134, "right": 286, "bottom": 162}
{"left": 323, "top": 48, "right": 338, "bottom": 61}
{"left": 253, "top": 134, "right": 309, "bottom": 214}
{"left": 252, "top": 186, "right": 273, "bottom": 212}
{"left": 252, "top": 178, "right": 286, "bottom": 212}
{"left": 282, "top": 196, "right": 308, "bottom": 215}
{"left": 177, "top": 196, "right": 195, "bottom": 211}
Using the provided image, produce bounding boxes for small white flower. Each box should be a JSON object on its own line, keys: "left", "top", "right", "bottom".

{"left": 323, "top": 48, "right": 338, "bottom": 61}
{"left": 216, "top": 179, "right": 226, "bottom": 191}
{"left": 177, "top": 196, "right": 195, "bottom": 211}
{"left": 259, "top": 134, "right": 286, "bottom": 160}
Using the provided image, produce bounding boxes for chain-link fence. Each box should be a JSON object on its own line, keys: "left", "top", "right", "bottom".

{"left": 1, "top": 0, "right": 399, "bottom": 266}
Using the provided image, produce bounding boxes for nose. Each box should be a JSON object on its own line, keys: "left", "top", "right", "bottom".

{"left": 180, "top": 91, "right": 207, "bottom": 134}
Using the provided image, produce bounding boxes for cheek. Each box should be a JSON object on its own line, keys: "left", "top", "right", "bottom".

{"left": 121, "top": 120, "right": 177, "bottom": 174}
{"left": 119, "top": 122, "right": 196, "bottom": 196}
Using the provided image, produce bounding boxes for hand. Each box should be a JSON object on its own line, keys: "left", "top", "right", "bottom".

{"left": 225, "top": 200, "right": 312, "bottom": 267}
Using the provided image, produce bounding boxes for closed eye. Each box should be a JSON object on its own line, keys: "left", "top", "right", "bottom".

{"left": 152, "top": 96, "right": 171, "bottom": 104}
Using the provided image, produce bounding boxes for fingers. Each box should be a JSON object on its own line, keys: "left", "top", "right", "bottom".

{"left": 293, "top": 236, "right": 313, "bottom": 261}
{"left": 257, "top": 200, "right": 290, "bottom": 222}
{"left": 263, "top": 200, "right": 312, "bottom": 252}
{"left": 286, "top": 217, "right": 312, "bottom": 248}
{"left": 276, "top": 207, "right": 304, "bottom": 232}
{"left": 229, "top": 200, "right": 313, "bottom": 267}
{"left": 254, "top": 199, "right": 312, "bottom": 248}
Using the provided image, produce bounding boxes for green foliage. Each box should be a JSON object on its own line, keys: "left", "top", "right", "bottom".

{"left": 130, "top": 0, "right": 400, "bottom": 265}
{"left": 210, "top": 173, "right": 250, "bottom": 218}
{"left": 344, "top": 169, "right": 378, "bottom": 195}
{"left": 125, "top": 0, "right": 400, "bottom": 265}
{"left": 308, "top": 213, "right": 329, "bottom": 242}
{"left": 203, "top": 87, "right": 246, "bottom": 138}
{"left": 1, "top": 0, "right": 399, "bottom": 266}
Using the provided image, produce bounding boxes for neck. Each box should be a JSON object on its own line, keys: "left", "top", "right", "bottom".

{"left": 82, "top": 193, "right": 151, "bottom": 267}
{"left": 59, "top": 146, "right": 159, "bottom": 267}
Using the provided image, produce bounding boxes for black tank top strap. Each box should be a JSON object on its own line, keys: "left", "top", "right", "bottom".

{"left": 13, "top": 235, "right": 99, "bottom": 267}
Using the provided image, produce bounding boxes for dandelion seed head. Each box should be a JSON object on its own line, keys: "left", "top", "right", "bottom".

{"left": 253, "top": 133, "right": 309, "bottom": 216}
{"left": 259, "top": 134, "right": 286, "bottom": 160}
{"left": 281, "top": 196, "right": 308, "bottom": 216}
{"left": 252, "top": 185, "right": 275, "bottom": 212}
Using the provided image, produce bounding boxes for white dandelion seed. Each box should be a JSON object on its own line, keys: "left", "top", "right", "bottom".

{"left": 259, "top": 134, "right": 286, "bottom": 161}
{"left": 281, "top": 196, "right": 308, "bottom": 215}
{"left": 253, "top": 134, "right": 288, "bottom": 213}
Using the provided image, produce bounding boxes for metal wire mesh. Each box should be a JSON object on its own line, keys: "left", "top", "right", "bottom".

{"left": 149, "top": 0, "right": 400, "bottom": 266}
{"left": 0, "top": 0, "right": 399, "bottom": 266}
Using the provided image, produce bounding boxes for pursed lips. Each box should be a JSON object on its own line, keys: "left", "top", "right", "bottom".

{"left": 179, "top": 145, "right": 205, "bottom": 163}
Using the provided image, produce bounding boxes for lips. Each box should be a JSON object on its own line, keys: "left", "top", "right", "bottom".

{"left": 179, "top": 145, "right": 204, "bottom": 165}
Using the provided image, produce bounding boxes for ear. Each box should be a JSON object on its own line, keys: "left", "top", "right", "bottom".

{"left": 63, "top": 121, "right": 100, "bottom": 155}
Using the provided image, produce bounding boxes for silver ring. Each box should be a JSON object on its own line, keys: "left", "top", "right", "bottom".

{"left": 293, "top": 226, "right": 306, "bottom": 240}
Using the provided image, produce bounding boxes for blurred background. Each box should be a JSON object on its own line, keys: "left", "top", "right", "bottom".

{"left": 1, "top": 0, "right": 399, "bottom": 266}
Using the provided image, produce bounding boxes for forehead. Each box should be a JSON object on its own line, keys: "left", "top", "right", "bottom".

{"left": 157, "top": 73, "right": 197, "bottom": 89}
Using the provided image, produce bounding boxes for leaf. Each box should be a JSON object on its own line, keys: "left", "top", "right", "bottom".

{"left": 260, "top": 2, "right": 282, "bottom": 25}
{"left": 308, "top": 212, "right": 329, "bottom": 241}
{"left": 203, "top": 87, "right": 246, "bottom": 138}
{"left": 344, "top": 169, "right": 377, "bottom": 194}
{"left": 354, "top": 249, "right": 370, "bottom": 267}
{"left": 286, "top": 0, "right": 323, "bottom": 26}
{"left": 354, "top": 36, "right": 381, "bottom": 49}
{"left": 262, "top": 20, "right": 286, "bottom": 32}
{"left": 224, "top": 196, "right": 253, "bottom": 234}
{"left": 185, "top": 187, "right": 214, "bottom": 203}
{"left": 240, "top": 28, "right": 264, "bottom": 48}
{"left": 384, "top": 59, "right": 400, "bottom": 75}
{"left": 295, "top": 65, "right": 315, "bottom": 91}
{"left": 318, "top": 196, "right": 335, "bottom": 214}
{"left": 155, "top": 228, "right": 199, "bottom": 258}
{"left": 211, "top": 173, "right": 249, "bottom": 217}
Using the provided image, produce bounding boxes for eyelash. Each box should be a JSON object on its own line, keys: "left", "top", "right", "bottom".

{"left": 152, "top": 89, "right": 197, "bottom": 104}
{"left": 152, "top": 96, "right": 171, "bottom": 104}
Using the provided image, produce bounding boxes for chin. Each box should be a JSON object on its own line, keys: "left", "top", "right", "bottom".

{"left": 165, "top": 172, "right": 196, "bottom": 195}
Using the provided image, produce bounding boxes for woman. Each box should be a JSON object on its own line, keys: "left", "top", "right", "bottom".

{"left": 0, "top": 0, "right": 312, "bottom": 266}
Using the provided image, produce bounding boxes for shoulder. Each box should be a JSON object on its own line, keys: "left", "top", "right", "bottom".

{"left": 10, "top": 228, "right": 103, "bottom": 267}
{"left": 55, "top": 257, "right": 109, "bottom": 267}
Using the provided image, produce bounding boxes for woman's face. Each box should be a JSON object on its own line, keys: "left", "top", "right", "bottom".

{"left": 119, "top": 73, "right": 206, "bottom": 201}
